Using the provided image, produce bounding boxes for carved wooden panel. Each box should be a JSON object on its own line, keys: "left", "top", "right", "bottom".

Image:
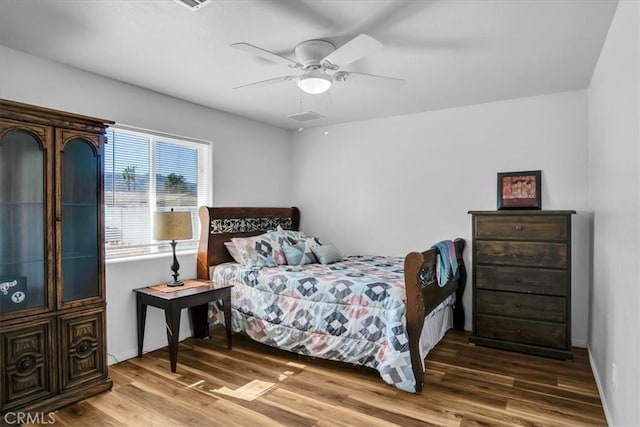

{"left": 1, "top": 318, "right": 55, "bottom": 411}
{"left": 59, "top": 309, "right": 106, "bottom": 391}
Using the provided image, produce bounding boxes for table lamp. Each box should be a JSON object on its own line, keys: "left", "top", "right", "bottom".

{"left": 153, "top": 208, "right": 193, "bottom": 286}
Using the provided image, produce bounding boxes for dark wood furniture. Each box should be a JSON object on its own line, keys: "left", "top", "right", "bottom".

{"left": 134, "top": 280, "right": 233, "bottom": 372}
{"left": 0, "top": 100, "right": 113, "bottom": 415}
{"left": 195, "top": 206, "right": 466, "bottom": 392}
{"left": 468, "top": 210, "right": 575, "bottom": 359}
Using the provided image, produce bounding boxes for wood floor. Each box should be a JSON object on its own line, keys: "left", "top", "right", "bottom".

{"left": 36, "top": 330, "right": 606, "bottom": 426}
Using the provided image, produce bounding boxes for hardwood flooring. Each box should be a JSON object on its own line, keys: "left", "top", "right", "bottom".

{"left": 35, "top": 330, "right": 606, "bottom": 426}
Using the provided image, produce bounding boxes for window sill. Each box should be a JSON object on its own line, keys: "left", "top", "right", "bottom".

{"left": 105, "top": 249, "right": 197, "bottom": 265}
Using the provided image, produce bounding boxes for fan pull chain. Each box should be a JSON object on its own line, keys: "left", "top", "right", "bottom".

{"left": 324, "top": 92, "right": 330, "bottom": 136}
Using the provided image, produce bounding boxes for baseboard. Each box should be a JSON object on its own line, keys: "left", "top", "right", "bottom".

{"left": 107, "top": 336, "right": 193, "bottom": 366}
{"left": 108, "top": 349, "right": 139, "bottom": 365}
{"left": 588, "top": 346, "right": 613, "bottom": 426}
{"left": 572, "top": 338, "right": 587, "bottom": 347}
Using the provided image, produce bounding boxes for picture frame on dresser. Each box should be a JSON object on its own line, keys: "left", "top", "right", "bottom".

{"left": 497, "top": 170, "right": 542, "bottom": 210}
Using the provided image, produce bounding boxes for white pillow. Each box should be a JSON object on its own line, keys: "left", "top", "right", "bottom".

{"left": 224, "top": 241, "right": 244, "bottom": 264}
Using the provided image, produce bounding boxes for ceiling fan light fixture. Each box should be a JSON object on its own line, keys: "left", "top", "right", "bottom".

{"left": 297, "top": 71, "right": 332, "bottom": 95}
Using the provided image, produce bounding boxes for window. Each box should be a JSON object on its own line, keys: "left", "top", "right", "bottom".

{"left": 104, "top": 127, "right": 210, "bottom": 259}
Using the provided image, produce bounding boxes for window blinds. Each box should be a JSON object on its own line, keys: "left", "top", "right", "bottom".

{"left": 104, "top": 127, "right": 210, "bottom": 259}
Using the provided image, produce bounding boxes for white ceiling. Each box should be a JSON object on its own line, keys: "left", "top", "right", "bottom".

{"left": 0, "top": 0, "right": 617, "bottom": 130}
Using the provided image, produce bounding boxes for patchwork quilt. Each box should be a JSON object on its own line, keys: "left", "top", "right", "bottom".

{"left": 208, "top": 255, "right": 453, "bottom": 392}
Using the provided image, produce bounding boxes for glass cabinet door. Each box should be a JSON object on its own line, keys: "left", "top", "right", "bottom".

{"left": 0, "top": 125, "right": 49, "bottom": 316}
{"left": 59, "top": 135, "right": 102, "bottom": 305}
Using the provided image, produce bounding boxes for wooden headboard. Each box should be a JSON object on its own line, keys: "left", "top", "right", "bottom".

{"left": 196, "top": 206, "right": 300, "bottom": 279}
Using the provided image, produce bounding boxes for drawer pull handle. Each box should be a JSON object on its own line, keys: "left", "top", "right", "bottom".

{"left": 515, "top": 328, "right": 521, "bottom": 335}
{"left": 77, "top": 339, "right": 93, "bottom": 356}
{"left": 515, "top": 303, "right": 521, "bottom": 308}
{"left": 16, "top": 355, "right": 36, "bottom": 374}
{"left": 514, "top": 278, "right": 521, "bottom": 283}
{"left": 514, "top": 225, "right": 524, "bottom": 231}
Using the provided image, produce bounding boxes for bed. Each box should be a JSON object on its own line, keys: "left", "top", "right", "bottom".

{"left": 193, "top": 206, "right": 466, "bottom": 393}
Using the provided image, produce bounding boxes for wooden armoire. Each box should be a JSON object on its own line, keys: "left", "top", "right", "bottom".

{"left": 0, "top": 100, "right": 113, "bottom": 414}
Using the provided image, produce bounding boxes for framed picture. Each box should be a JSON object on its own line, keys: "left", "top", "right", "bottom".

{"left": 497, "top": 170, "right": 541, "bottom": 210}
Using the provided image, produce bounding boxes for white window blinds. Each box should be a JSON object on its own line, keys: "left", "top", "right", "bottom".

{"left": 104, "top": 127, "right": 210, "bottom": 259}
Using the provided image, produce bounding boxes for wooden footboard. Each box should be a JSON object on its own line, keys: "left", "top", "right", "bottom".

{"left": 404, "top": 238, "right": 466, "bottom": 392}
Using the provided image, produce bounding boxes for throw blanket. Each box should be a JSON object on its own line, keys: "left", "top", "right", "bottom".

{"left": 432, "top": 240, "right": 459, "bottom": 286}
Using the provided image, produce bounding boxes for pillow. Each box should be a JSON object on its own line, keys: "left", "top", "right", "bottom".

{"left": 312, "top": 244, "right": 343, "bottom": 265}
{"left": 261, "top": 229, "right": 295, "bottom": 265}
{"left": 283, "top": 241, "right": 318, "bottom": 266}
{"left": 224, "top": 241, "right": 244, "bottom": 264}
{"left": 231, "top": 235, "right": 279, "bottom": 267}
{"left": 277, "top": 225, "right": 306, "bottom": 243}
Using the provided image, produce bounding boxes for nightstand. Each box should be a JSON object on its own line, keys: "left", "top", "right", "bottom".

{"left": 134, "top": 279, "right": 233, "bottom": 372}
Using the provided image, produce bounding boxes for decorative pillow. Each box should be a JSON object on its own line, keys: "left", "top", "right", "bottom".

{"left": 283, "top": 241, "right": 318, "bottom": 266}
{"left": 261, "top": 229, "right": 295, "bottom": 265}
{"left": 305, "top": 235, "right": 322, "bottom": 248}
{"left": 312, "top": 244, "right": 342, "bottom": 265}
{"left": 231, "top": 235, "right": 279, "bottom": 267}
{"left": 224, "top": 241, "right": 244, "bottom": 264}
{"left": 277, "top": 225, "right": 307, "bottom": 243}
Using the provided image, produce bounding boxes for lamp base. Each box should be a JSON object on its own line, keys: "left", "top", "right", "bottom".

{"left": 166, "top": 279, "right": 184, "bottom": 287}
{"left": 167, "top": 240, "right": 183, "bottom": 286}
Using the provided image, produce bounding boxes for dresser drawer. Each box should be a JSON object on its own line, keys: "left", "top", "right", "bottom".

{"left": 475, "top": 315, "right": 566, "bottom": 349}
{"left": 475, "top": 215, "right": 568, "bottom": 241}
{"left": 475, "top": 241, "right": 567, "bottom": 268}
{"left": 475, "top": 265, "right": 567, "bottom": 295}
{"left": 476, "top": 290, "right": 566, "bottom": 322}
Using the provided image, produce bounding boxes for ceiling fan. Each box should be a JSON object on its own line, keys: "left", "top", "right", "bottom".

{"left": 231, "top": 34, "right": 405, "bottom": 95}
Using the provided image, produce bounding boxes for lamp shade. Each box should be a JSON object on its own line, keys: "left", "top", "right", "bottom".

{"left": 153, "top": 210, "right": 193, "bottom": 241}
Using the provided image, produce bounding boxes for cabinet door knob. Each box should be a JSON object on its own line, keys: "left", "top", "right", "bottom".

{"left": 515, "top": 303, "right": 521, "bottom": 308}
{"left": 515, "top": 328, "right": 521, "bottom": 335}
{"left": 514, "top": 225, "right": 524, "bottom": 231}
{"left": 56, "top": 216, "right": 62, "bottom": 222}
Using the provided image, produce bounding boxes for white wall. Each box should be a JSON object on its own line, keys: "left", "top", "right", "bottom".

{"left": 290, "top": 90, "right": 591, "bottom": 344}
{"left": 587, "top": 1, "right": 640, "bottom": 426}
{"left": 0, "top": 46, "right": 292, "bottom": 363}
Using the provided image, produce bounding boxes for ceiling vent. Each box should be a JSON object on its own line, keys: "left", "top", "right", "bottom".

{"left": 287, "top": 111, "right": 325, "bottom": 122}
{"left": 174, "top": 0, "right": 212, "bottom": 11}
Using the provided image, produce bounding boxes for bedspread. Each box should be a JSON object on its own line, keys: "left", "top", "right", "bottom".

{"left": 208, "top": 255, "right": 453, "bottom": 392}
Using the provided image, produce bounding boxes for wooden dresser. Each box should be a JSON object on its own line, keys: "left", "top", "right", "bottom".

{"left": 468, "top": 210, "right": 575, "bottom": 359}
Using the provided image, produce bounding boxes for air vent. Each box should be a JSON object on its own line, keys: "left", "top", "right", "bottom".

{"left": 174, "top": 0, "right": 212, "bottom": 11}
{"left": 287, "top": 111, "right": 325, "bottom": 122}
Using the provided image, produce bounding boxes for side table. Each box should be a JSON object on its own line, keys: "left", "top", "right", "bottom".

{"left": 134, "top": 279, "right": 233, "bottom": 372}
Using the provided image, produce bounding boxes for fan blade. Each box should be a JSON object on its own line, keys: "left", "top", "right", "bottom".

{"left": 267, "top": 0, "right": 343, "bottom": 31}
{"left": 231, "top": 42, "right": 301, "bottom": 68}
{"left": 351, "top": 1, "right": 435, "bottom": 37}
{"left": 233, "top": 76, "right": 296, "bottom": 90}
{"left": 335, "top": 71, "right": 405, "bottom": 90}
{"left": 322, "top": 34, "right": 383, "bottom": 68}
